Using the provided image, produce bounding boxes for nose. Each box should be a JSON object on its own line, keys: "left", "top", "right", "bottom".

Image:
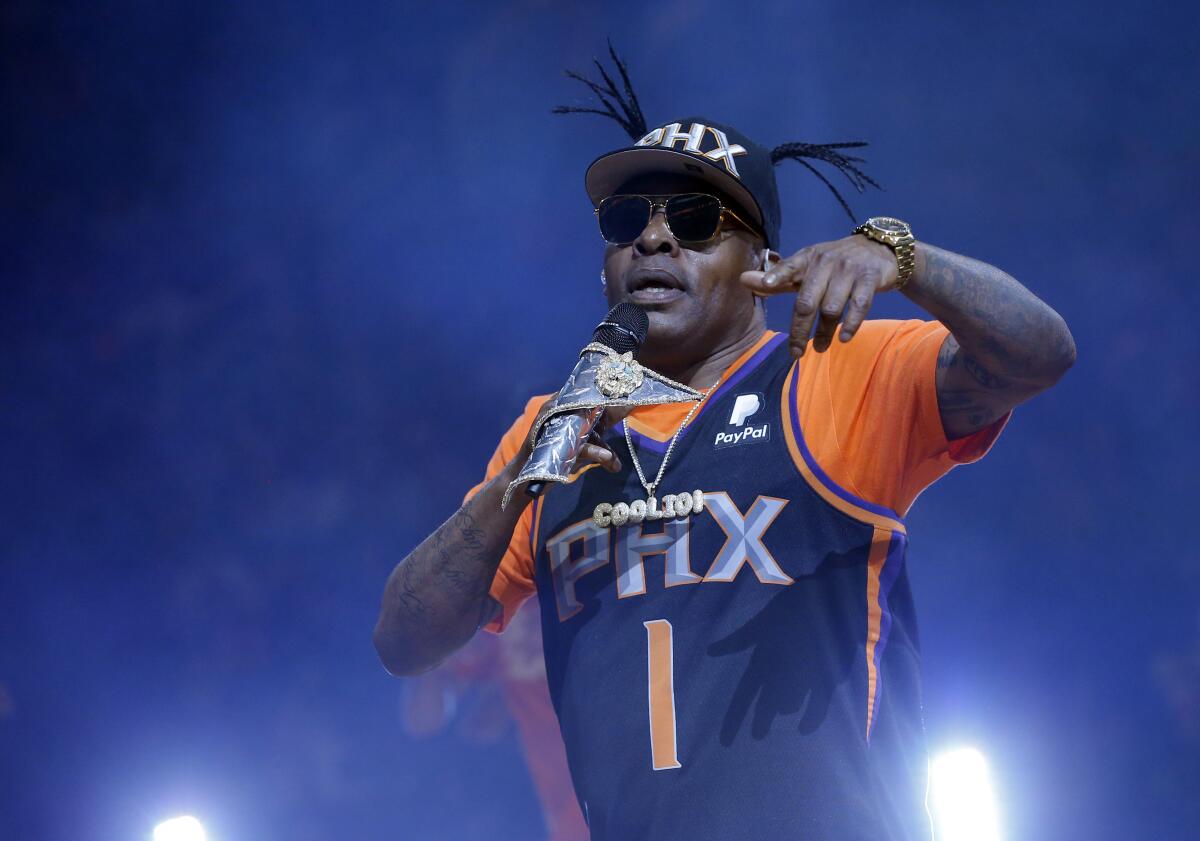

{"left": 633, "top": 209, "right": 680, "bottom": 257}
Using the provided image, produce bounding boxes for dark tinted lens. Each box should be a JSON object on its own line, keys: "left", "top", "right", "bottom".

{"left": 597, "top": 195, "right": 652, "bottom": 243}
{"left": 665, "top": 193, "right": 724, "bottom": 241}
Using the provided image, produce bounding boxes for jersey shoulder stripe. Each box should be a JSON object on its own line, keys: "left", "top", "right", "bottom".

{"left": 781, "top": 360, "right": 907, "bottom": 534}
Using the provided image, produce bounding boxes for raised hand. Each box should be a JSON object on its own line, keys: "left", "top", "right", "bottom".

{"left": 740, "top": 235, "right": 900, "bottom": 357}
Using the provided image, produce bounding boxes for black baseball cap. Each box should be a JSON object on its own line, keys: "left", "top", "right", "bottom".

{"left": 584, "top": 116, "right": 783, "bottom": 250}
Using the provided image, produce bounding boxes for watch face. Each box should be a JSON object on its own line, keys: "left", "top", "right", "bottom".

{"left": 870, "top": 216, "right": 910, "bottom": 235}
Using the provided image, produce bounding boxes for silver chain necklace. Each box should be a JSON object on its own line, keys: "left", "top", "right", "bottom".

{"left": 624, "top": 380, "right": 719, "bottom": 498}
{"left": 591, "top": 381, "right": 719, "bottom": 529}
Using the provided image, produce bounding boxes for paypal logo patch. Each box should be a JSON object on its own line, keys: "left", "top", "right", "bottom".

{"left": 715, "top": 393, "right": 770, "bottom": 449}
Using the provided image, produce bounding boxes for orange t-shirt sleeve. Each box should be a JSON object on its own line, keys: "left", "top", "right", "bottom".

{"left": 797, "top": 319, "right": 1008, "bottom": 516}
{"left": 462, "top": 395, "right": 551, "bottom": 633}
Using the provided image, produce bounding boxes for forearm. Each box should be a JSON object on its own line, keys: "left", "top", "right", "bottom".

{"left": 904, "top": 243, "right": 1076, "bottom": 386}
{"left": 373, "top": 461, "right": 528, "bottom": 676}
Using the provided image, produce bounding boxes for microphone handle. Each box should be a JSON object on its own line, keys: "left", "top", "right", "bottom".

{"left": 521, "top": 405, "right": 605, "bottom": 499}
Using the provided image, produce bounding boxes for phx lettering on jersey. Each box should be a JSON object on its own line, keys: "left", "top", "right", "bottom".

{"left": 549, "top": 491, "right": 792, "bottom": 622}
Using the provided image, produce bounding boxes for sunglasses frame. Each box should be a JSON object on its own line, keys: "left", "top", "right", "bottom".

{"left": 594, "top": 192, "right": 760, "bottom": 246}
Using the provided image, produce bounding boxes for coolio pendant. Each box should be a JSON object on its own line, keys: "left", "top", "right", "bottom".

{"left": 593, "top": 490, "right": 705, "bottom": 529}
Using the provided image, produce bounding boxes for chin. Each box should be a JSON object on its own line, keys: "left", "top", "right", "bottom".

{"left": 640, "top": 313, "right": 697, "bottom": 361}
{"left": 643, "top": 308, "right": 686, "bottom": 338}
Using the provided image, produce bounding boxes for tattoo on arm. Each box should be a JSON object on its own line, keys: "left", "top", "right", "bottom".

{"left": 396, "top": 563, "right": 429, "bottom": 618}
{"left": 914, "top": 246, "right": 1075, "bottom": 378}
{"left": 913, "top": 245, "right": 1075, "bottom": 438}
{"left": 429, "top": 509, "right": 491, "bottom": 594}
{"left": 376, "top": 481, "right": 526, "bottom": 674}
{"left": 935, "top": 389, "right": 1005, "bottom": 431}
{"left": 414, "top": 508, "right": 499, "bottom": 603}
{"left": 963, "top": 355, "right": 1010, "bottom": 389}
{"left": 935, "top": 335, "right": 1016, "bottom": 436}
{"left": 457, "top": 511, "right": 489, "bottom": 559}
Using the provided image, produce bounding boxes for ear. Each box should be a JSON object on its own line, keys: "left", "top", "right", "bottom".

{"left": 744, "top": 247, "right": 783, "bottom": 308}
{"left": 744, "top": 242, "right": 778, "bottom": 271}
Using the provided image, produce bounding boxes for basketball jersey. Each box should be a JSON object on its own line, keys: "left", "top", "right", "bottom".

{"left": 468, "top": 323, "right": 1007, "bottom": 841}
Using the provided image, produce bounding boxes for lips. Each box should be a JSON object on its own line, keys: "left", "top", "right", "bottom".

{"left": 626, "top": 267, "right": 686, "bottom": 305}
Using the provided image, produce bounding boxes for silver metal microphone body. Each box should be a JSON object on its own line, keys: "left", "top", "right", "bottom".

{"left": 522, "top": 304, "right": 649, "bottom": 499}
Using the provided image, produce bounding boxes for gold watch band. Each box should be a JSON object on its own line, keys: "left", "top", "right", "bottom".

{"left": 892, "top": 238, "right": 916, "bottom": 289}
{"left": 853, "top": 219, "right": 917, "bottom": 290}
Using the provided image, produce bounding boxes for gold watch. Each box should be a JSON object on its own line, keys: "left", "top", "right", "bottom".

{"left": 853, "top": 216, "right": 916, "bottom": 289}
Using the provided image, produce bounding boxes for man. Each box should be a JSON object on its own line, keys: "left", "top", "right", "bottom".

{"left": 374, "top": 52, "right": 1074, "bottom": 840}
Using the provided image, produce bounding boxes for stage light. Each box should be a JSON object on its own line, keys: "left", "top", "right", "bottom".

{"left": 153, "top": 815, "right": 207, "bottom": 841}
{"left": 930, "top": 747, "right": 1001, "bottom": 841}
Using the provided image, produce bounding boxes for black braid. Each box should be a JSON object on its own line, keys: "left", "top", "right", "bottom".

{"left": 770, "top": 141, "right": 881, "bottom": 221}
{"left": 551, "top": 40, "right": 648, "bottom": 141}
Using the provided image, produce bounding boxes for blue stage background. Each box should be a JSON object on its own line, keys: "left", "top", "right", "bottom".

{"left": 2, "top": 1, "right": 1197, "bottom": 838}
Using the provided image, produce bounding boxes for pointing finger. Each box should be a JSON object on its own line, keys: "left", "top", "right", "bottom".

{"left": 739, "top": 269, "right": 769, "bottom": 293}
{"left": 742, "top": 249, "right": 812, "bottom": 295}
{"left": 838, "top": 275, "right": 877, "bottom": 342}
{"left": 812, "top": 272, "right": 854, "bottom": 353}
{"left": 764, "top": 251, "right": 810, "bottom": 290}
{"left": 789, "top": 258, "right": 835, "bottom": 357}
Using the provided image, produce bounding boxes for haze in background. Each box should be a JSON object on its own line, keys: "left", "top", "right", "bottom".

{"left": 2, "top": 2, "right": 1197, "bottom": 839}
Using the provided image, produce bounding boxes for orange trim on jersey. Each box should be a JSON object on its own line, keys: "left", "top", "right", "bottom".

{"left": 780, "top": 362, "right": 907, "bottom": 535}
{"left": 567, "top": 463, "right": 602, "bottom": 482}
{"left": 644, "top": 619, "right": 682, "bottom": 770}
{"left": 624, "top": 331, "right": 780, "bottom": 442}
{"left": 864, "top": 526, "right": 892, "bottom": 740}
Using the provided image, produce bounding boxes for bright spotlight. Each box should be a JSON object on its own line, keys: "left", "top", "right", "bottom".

{"left": 153, "top": 815, "right": 207, "bottom": 841}
{"left": 930, "top": 747, "right": 1001, "bottom": 841}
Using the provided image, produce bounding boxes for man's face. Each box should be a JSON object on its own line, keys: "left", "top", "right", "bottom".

{"left": 600, "top": 174, "right": 764, "bottom": 367}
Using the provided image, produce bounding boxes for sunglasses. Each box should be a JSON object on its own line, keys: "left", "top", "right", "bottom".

{"left": 594, "top": 193, "right": 758, "bottom": 245}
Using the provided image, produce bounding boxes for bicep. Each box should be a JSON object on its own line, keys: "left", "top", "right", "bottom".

{"left": 935, "top": 334, "right": 1041, "bottom": 439}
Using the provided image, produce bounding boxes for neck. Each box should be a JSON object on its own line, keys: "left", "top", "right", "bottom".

{"left": 649, "top": 316, "right": 766, "bottom": 390}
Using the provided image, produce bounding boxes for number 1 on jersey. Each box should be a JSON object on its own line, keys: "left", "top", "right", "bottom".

{"left": 643, "top": 619, "right": 682, "bottom": 770}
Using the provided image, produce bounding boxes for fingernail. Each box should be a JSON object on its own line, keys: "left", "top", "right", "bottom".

{"left": 840, "top": 330, "right": 852, "bottom": 341}
{"left": 763, "top": 274, "right": 776, "bottom": 287}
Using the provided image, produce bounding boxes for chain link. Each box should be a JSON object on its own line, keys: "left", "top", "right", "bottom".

{"left": 623, "top": 381, "right": 719, "bottom": 498}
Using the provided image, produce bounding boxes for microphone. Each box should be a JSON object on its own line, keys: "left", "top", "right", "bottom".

{"left": 524, "top": 303, "right": 650, "bottom": 498}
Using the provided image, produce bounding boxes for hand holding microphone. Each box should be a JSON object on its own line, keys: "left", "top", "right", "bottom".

{"left": 521, "top": 303, "right": 650, "bottom": 499}
{"left": 518, "top": 397, "right": 624, "bottom": 494}
{"left": 501, "top": 302, "right": 701, "bottom": 509}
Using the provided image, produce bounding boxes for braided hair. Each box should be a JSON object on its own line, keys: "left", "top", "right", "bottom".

{"left": 551, "top": 40, "right": 649, "bottom": 142}
{"left": 552, "top": 41, "right": 880, "bottom": 222}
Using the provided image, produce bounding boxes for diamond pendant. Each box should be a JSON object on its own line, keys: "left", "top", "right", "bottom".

{"left": 593, "top": 490, "right": 705, "bottom": 529}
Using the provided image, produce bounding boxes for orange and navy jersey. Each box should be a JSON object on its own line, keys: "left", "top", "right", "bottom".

{"left": 466, "top": 321, "right": 1005, "bottom": 841}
